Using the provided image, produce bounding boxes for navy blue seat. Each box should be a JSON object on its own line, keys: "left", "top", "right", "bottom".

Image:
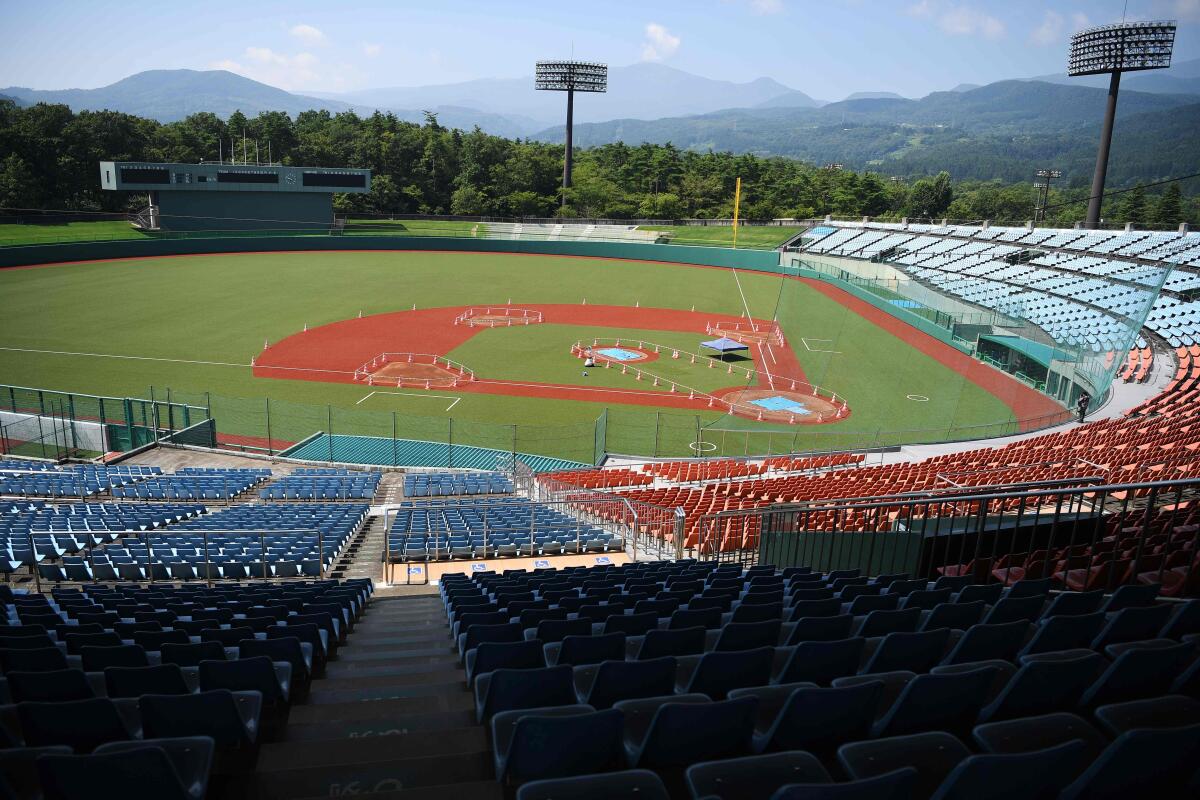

{"left": 475, "top": 664, "right": 576, "bottom": 723}
{"left": 577, "top": 657, "right": 677, "bottom": 709}
{"left": 855, "top": 608, "right": 920, "bottom": 637}
{"left": 16, "top": 697, "right": 133, "bottom": 752}
{"left": 769, "top": 768, "right": 917, "bottom": 800}
{"left": 1039, "top": 590, "right": 1105, "bottom": 619}
{"left": 872, "top": 667, "right": 995, "bottom": 737}
{"left": 671, "top": 608, "right": 723, "bottom": 630}
{"left": 1091, "top": 604, "right": 1174, "bottom": 650}
{"left": 604, "top": 612, "right": 659, "bottom": 637}
{"left": 1058, "top": 722, "right": 1200, "bottom": 800}
{"left": 237, "top": 637, "right": 311, "bottom": 697}
{"left": 494, "top": 707, "right": 625, "bottom": 788}
{"left": 921, "top": 601, "right": 985, "bottom": 632}
{"left": 548, "top": 633, "right": 625, "bottom": 667}
{"left": 981, "top": 595, "right": 1045, "bottom": 625}
{"left": 139, "top": 690, "right": 260, "bottom": 772}
{"left": 1100, "top": 582, "right": 1160, "bottom": 612}
{"left": 532, "top": 618, "right": 594, "bottom": 644}
{"left": 516, "top": 769, "right": 669, "bottom": 800}
{"left": 788, "top": 598, "right": 842, "bottom": 618}
{"left": 928, "top": 739, "right": 1089, "bottom": 800}
{"left": 682, "top": 647, "right": 774, "bottom": 699}
{"left": 199, "top": 656, "right": 290, "bottom": 706}
{"left": 6, "top": 669, "right": 93, "bottom": 702}
{"left": 105, "top": 664, "right": 192, "bottom": 698}
{"left": 754, "top": 680, "right": 883, "bottom": 757}
{"left": 845, "top": 594, "right": 899, "bottom": 616}
{"left": 900, "top": 588, "right": 953, "bottom": 611}
{"left": 1093, "top": 694, "right": 1200, "bottom": 736}
{"left": 1159, "top": 600, "right": 1200, "bottom": 640}
{"left": 0, "top": 646, "right": 68, "bottom": 673}
{"left": 36, "top": 737, "right": 214, "bottom": 800}
{"left": 637, "top": 627, "right": 706, "bottom": 660}
{"left": 956, "top": 584, "right": 1003, "bottom": 605}
{"left": 460, "top": 622, "right": 523, "bottom": 657}
{"left": 1020, "top": 612, "right": 1106, "bottom": 657}
{"left": 160, "top": 642, "right": 226, "bottom": 668}
{"left": 972, "top": 712, "right": 1109, "bottom": 761}
{"left": 627, "top": 696, "right": 757, "bottom": 770}
{"left": 81, "top": 645, "right": 149, "bottom": 672}
{"left": 978, "top": 652, "right": 1104, "bottom": 723}
{"left": 466, "top": 639, "right": 546, "bottom": 686}
{"left": 686, "top": 751, "right": 831, "bottom": 800}
{"left": 839, "top": 732, "right": 969, "bottom": 799}
{"left": 776, "top": 638, "right": 864, "bottom": 686}
{"left": 861, "top": 628, "right": 950, "bottom": 674}
{"left": 1079, "top": 640, "right": 1195, "bottom": 708}
{"left": 939, "top": 620, "right": 1028, "bottom": 665}
{"left": 714, "top": 620, "right": 781, "bottom": 652}
{"left": 1006, "top": 579, "right": 1052, "bottom": 598}
{"left": 786, "top": 614, "right": 853, "bottom": 644}
{"left": 133, "top": 630, "right": 190, "bottom": 651}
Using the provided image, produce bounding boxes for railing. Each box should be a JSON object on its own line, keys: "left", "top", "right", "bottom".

{"left": 453, "top": 306, "right": 545, "bottom": 326}
{"left": 686, "top": 478, "right": 1200, "bottom": 596}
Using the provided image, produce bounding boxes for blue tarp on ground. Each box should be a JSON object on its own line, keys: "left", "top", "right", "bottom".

{"left": 700, "top": 337, "right": 750, "bottom": 353}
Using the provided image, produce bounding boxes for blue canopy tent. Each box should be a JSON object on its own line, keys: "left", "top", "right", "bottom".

{"left": 700, "top": 336, "right": 750, "bottom": 362}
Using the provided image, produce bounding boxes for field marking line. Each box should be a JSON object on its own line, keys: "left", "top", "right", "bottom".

{"left": 730, "top": 267, "right": 756, "bottom": 331}
{"left": 756, "top": 343, "right": 775, "bottom": 390}
{"left": 0, "top": 346, "right": 250, "bottom": 368}
{"left": 766, "top": 342, "right": 778, "bottom": 365}
{"left": 800, "top": 338, "right": 842, "bottom": 354}
{"left": 357, "top": 390, "right": 463, "bottom": 411}
{"left": 473, "top": 378, "right": 686, "bottom": 401}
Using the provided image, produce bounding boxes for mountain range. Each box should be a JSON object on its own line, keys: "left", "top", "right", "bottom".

{"left": 3, "top": 59, "right": 1199, "bottom": 186}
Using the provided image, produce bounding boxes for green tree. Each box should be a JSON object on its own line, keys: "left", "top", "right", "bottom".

{"left": 0, "top": 153, "right": 37, "bottom": 207}
{"left": 905, "top": 171, "right": 954, "bottom": 218}
{"left": 449, "top": 184, "right": 488, "bottom": 216}
{"left": 1117, "top": 184, "right": 1148, "bottom": 224}
{"left": 1154, "top": 183, "right": 1184, "bottom": 226}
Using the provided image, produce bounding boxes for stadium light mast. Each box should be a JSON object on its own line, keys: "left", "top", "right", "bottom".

{"left": 1033, "top": 169, "right": 1062, "bottom": 223}
{"left": 1068, "top": 21, "right": 1176, "bottom": 228}
{"left": 535, "top": 60, "right": 608, "bottom": 207}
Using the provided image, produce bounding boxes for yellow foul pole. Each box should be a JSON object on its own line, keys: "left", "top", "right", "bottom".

{"left": 732, "top": 177, "right": 742, "bottom": 249}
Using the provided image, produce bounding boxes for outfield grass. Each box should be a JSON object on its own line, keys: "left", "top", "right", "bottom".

{"left": 0, "top": 221, "right": 153, "bottom": 247}
{"left": 0, "top": 249, "right": 1024, "bottom": 458}
{"left": 637, "top": 225, "right": 803, "bottom": 249}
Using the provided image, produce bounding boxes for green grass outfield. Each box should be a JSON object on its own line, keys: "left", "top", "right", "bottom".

{"left": 0, "top": 249, "right": 1018, "bottom": 459}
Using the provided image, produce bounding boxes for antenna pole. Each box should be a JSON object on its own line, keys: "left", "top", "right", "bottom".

{"left": 242, "top": 130, "right": 247, "bottom": 165}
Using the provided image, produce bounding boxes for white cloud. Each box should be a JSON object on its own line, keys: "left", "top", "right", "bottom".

{"left": 209, "top": 47, "right": 322, "bottom": 90}
{"left": 750, "top": 0, "right": 785, "bottom": 14}
{"left": 363, "top": 42, "right": 382, "bottom": 57}
{"left": 1030, "top": 10, "right": 1063, "bottom": 45}
{"left": 289, "top": 24, "right": 327, "bottom": 46}
{"left": 641, "top": 22, "right": 681, "bottom": 61}
{"left": 906, "top": 2, "right": 1004, "bottom": 40}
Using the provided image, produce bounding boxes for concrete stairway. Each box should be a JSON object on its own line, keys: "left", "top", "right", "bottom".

{"left": 330, "top": 515, "right": 386, "bottom": 583}
{"left": 252, "top": 594, "right": 502, "bottom": 800}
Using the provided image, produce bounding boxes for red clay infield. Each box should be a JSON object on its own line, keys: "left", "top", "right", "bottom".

{"left": 254, "top": 304, "right": 809, "bottom": 414}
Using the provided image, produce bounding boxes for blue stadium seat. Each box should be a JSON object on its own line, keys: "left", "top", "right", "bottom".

{"left": 546, "top": 632, "right": 625, "bottom": 667}
{"left": 680, "top": 646, "right": 774, "bottom": 699}
{"left": 575, "top": 657, "right": 677, "bottom": 709}
{"left": 637, "top": 627, "right": 706, "bottom": 660}
{"left": 105, "top": 664, "right": 192, "bottom": 698}
{"left": 36, "top": 737, "right": 215, "bottom": 800}
{"left": 6, "top": 669, "right": 94, "bottom": 702}
{"left": 872, "top": 667, "right": 995, "bottom": 737}
{"left": 752, "top": 681, "right": 883, "bottom": 757}
{"left": 939, "top": 621, "right": 1029, "bottom": 665}
{"left": 495, "top": 707, "right": 625, "bottom": 787}
{"left": 769, "top": 768, "right": 918, "bottom": 800}
{"left": 686, "top": 751, "right": 831, "bottom": 800}
{"left": 977, "top": 652, "right": 1104, "bottom": 723}
{"left": 516, "top": 769, "right": 669, "bottom": 800}
{"left": 16, "top": 697, "right": 135, "bottom": 752}
{"left": 466, "top": 639, "right": 546, "bottom": 686}
{"left": 1058, "top": 723, "right": 1200, "bottom": 800}
{"left": 1093, "top": 694, "right": 1200, "bottom": 736}
{"left": 1078, "top": 640, "right": 1195, "bottom": 708}
{"left": 928, "top": 739, "right": 1089, "bottom": 800}
{"left": 627, "top": 696, "right": 758, "bottom": 770}
{"left": 861, "top": 628, "right": 950, "bottom": 674}
{"left": 138, "top": 690, "right": 260, "bottom": 773}
{"left": 475, "top": 664, "right": 576, "bottom": 723}
{"left": 786, "top": 614, "right": 854, "bottom": 643}
{"left": 775, "top": 637, "right": 864, "bottom": 685}
{"left": 839, "top": 732, "right": 969, "bottom": 799}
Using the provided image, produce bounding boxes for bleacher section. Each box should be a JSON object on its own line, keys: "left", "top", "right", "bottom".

{"left": 0, "top": 577, "right": 373, "bottom": 799}
{"left": 111, "top": 468, "right": 271, "bottom": 502}
{"left": 0, "top": 465, "right": 162, "bottom": 499}
{"left": 435, "top": 560, "right": 1200, "bottom": 798}
{"left": 404, "top": 471, "right": 513, "bottom": 498}
{"left": 387, "top": 498, "right": 621, "bottom": 561}
{"left": 260, "top": 469, "right": 381, "bottom": 501}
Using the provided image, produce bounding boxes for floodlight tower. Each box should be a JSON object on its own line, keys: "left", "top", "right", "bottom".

{"left": 1069, "top": 21, "right": 1176, "bottom": 227}
{"left": 535, "top": 60, "right": 608, "bottom": 206}
{"left": 1033, "top": 169, "right": 1062, "bottom": 223}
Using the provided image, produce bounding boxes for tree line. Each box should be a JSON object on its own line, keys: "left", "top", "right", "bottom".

{"left": 1, "top": 100, "right": 1196, "bottom": 227}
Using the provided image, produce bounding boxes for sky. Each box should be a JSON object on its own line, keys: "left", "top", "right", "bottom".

{"left": 0, "top": 0, "right": 1198, "bottom": 99}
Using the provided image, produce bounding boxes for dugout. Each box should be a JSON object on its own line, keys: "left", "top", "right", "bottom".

{"left": 99, "top": 161, "right": 371, "bottom": 232}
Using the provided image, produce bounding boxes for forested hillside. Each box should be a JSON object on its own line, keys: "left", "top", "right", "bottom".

{"left": 0, "top": 99, "right": 1195, "bottom": 226}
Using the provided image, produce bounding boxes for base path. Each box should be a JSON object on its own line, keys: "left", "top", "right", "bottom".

{"left": 253, "top": 304, "right": 795, "bottom": 413}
